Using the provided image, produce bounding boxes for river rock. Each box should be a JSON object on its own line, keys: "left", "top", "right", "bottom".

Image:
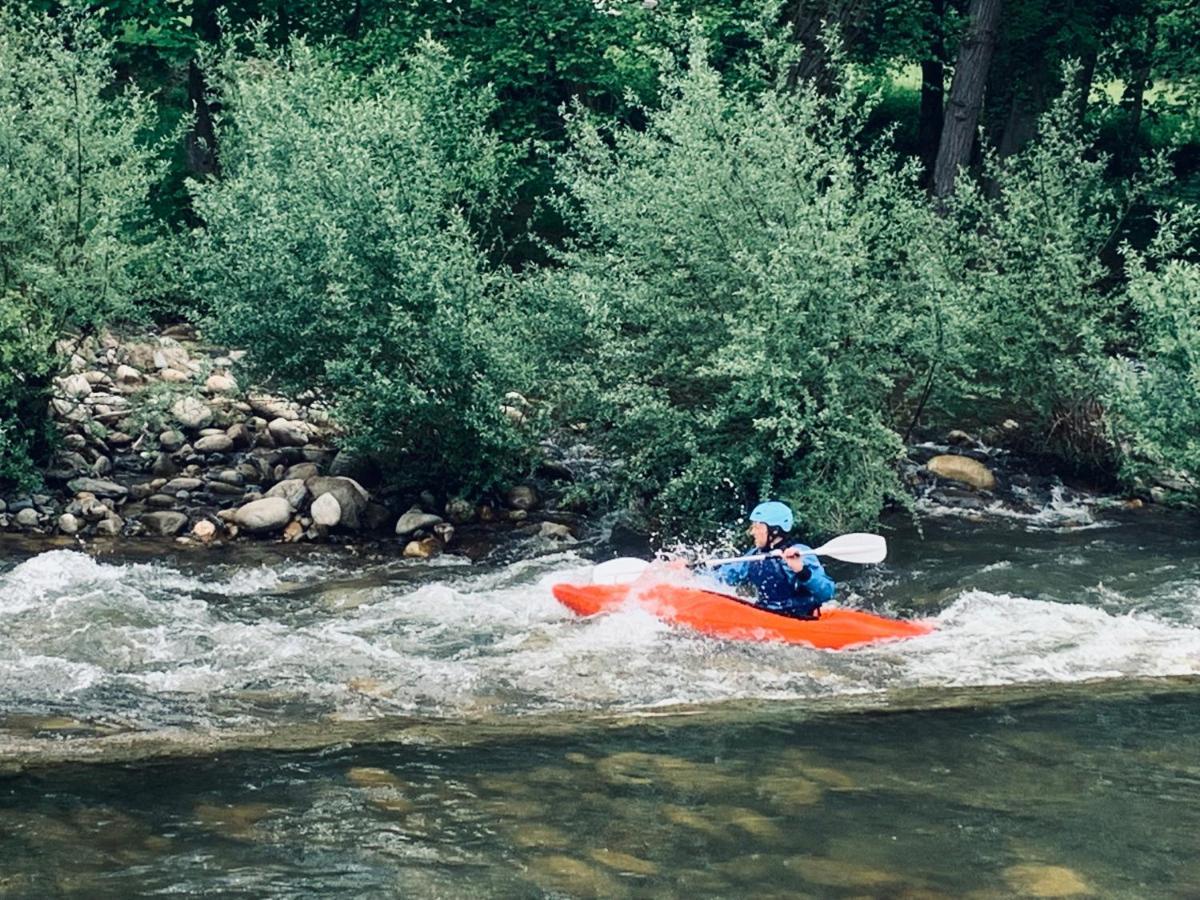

{"left": 115, "top": 364, "right": 142, "bottom": 384}
{"left": 283, "top": 462, "right": 320, "bottom": 481}
{"left": 58, "top": 373, "right": 92, "bottom": 399}
{"left": 926, "top": 454, "right": 996, "bottom": 491}
{"left": 159, "top": 368, "right": 190, "bottom": 383}
{"left": 305, "top": 477, "right": 369, "bottom": 529}
{"left": 226, "top": 423, "right": 251, "bottom": 449}
{"left": 249, "top": 394, "right": 298, "bottom": 421}
{"left": 539, "top": 522, "right": 574, "bottom": 541}
{"left": 140, "top": 511, "right": 189, "bottom": 536}
{"left": 95, "top": 516, "right": 122, "bottom": 536}
{"left": 264, "top": 478, "right": 308, "bottom": 511}
{"left": 172, "top": 396, "right": 213, "bottom": 431}
{"left": 192, "top": 520, "right": 217, "bottom": 543}
{"left": 210, "top": 469, "right": 244, "bottom": 486}
{"left": 58, "top": 513, "right": 80, "bottom": 535}
{"left": 311, "top": 492, "right": 342, "bottom": 527}
{"left": 268, "top": 417, "right": 308, "bottom": 447}
{"left": 67, "top": 478, "right": 127, "bottom": 500}
{"left": 159, "top": 429, "right": 186, "bottom": 451}
{"left": 15, "top": 508, "right": 40, "bottom": 528}
{"left": 282, "top": 519, "right": 305, "bottom": 542}
{"left": 162, "top": 477, "right": 203, "bottom": 495}
{"left": 63, "top": 433, "right": 87, "bottom": 451}
{"left": 403, "top": 537, "right": 442, "bottom": 559}
{"left": 506, "top": 484, "right": 540, "bottom": 511}
{"left": 194, "top": 434, "right": 234, "bottom": 454}
{"left": 1003, "top": 864, "right": 1091, "bottom": 897}
{"left": 204, "top": 373, "right": 238, "bottom": 394}
{"left": 395, "top": 506, "right": 444, "bottom": 537}
{"left": 233, "top": 497, "right": 292, "bottom": 533}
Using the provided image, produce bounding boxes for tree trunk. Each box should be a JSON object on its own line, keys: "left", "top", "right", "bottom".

{"left": 185, "top": 0, "right": 220, "bottom": 179}
{"left": 1127, "top": 15, "right": 1157, "bottom": 137}
{"left": 785, "top": 0, "right": 870, "bottom": 95}
{"left": 932, "top": 0, "right": 1004, "bottom": 200}
{"left": 917, "top": 0, "right": 947, "bottom": 189}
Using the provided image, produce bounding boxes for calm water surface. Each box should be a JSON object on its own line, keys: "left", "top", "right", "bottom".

{"left": 2, "top": 496, "right": 1198, "bottom": 897}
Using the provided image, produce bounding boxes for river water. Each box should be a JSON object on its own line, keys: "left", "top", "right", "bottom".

{"left": 2, "top": 494, "right": 1199, "bottom": 897}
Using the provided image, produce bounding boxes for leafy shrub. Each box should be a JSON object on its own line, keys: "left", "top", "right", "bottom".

{"left": 1106, "top": 254, "right": 1200, "bottom": 500}
{"left": 526, "top": 38, "right": 943, "bottom": 538}
{"left": 0, "top": 11, "right": 171, "bottom": 484}
{"left": 190, "top": 37, "right": 530, "bottom": 494}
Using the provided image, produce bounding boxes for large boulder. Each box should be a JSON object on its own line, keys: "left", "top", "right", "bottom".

{"left": 926, "top": 454, "right": 996, "bottom": 491}
{"left": 305, "top": 476, "right": 369, "bottom": 530}
{"left": 233, "top": 497, "right": 292, "bottom": 533}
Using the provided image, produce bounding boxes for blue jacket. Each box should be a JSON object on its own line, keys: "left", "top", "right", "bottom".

{"left": 713, "top": 542, "right": 836, "bottom": 618}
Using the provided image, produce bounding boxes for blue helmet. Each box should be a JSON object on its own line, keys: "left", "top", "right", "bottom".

{"left": 750, "top": 501, "right": 793, "bottom": 532}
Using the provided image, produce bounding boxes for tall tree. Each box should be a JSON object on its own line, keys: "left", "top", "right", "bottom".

{"left": 933, "top": 0, "right": 1003, "bottom": 198}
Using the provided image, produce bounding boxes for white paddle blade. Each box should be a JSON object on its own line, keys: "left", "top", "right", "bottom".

{"left": 810, "top": 532, "right": 887, "bottom": 564}
{"left": 591, "top": 557, "right": 651, "bottom": 584}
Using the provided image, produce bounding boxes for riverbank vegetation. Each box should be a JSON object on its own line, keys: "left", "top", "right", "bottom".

{"left": 1, "top": 1, "right": 1197, "bottom": 537}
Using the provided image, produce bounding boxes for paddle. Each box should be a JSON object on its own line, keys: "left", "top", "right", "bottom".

{"left": 590, "top": 532, "right": 887, "bottom": 584}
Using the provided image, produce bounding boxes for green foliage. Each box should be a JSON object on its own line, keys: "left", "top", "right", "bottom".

{"left": 0, "top": 10, "right": 171, "bottom": 484}
{"left": 1106, "top": 253, "right": 1200, "bottom": 499}
{"left": 527, "top": 38, "right": 939, "bottom": 537}
{"left": 930, "top": 77, "right": 1148, "bottom": 466}
{"left": 190, "top": 37, "right": 530, "bottom": 494}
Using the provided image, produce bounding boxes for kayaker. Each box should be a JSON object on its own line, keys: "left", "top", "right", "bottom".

{"left": 709, "top": 501, "right": 836, "bottom": 619}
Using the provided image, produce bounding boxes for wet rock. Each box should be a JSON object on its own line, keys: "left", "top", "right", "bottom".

{"left": 192, "top": 520, "right": 217, "bottom": 543}
{"left": 538, "top": 522, "right": 574, "bottom": 541}
{"left": 1003, "top": 864, "right": 1091, "bottom": 897}
{"left": 946, "top": 428, "right": 976, "bottom": 446}
{"left": 926, "top": 454, "right": 996, "bottom": 491}
{"left": 209, "top": 481, "right": 246, "bottom": 497}
{"left": 194, "top": 802, "right": 275, "bottom": 842}
{"left": 210, "top": 469, "right": 244, "bottom": 486}
{"left": 147, "top": 494, "right": 177, "bottom": 508}
{"left": 226, "top": 422, "right": 252, "bottom": 449}
{"left": 140, "top": 511, "right": 189, "bottom": 536}
{"left": 507, "top": 509, "right": 528, "bottom": 522}
{"left": 589, "top": 847, "right": 659, "bottom": 876}
{"left": 783, "top": 855, "right": 895, "bottom": 890}
{"left": 151, "top": 453, "right": 179, "bottom": 478}
{"left": 403, "top": 537, "right": 442, "bottom": 559}
{"left": 233, "top": 497, "right": 292, "bottom": 533}
{"left": 264, "top": 478, "right": 308, "bottom": 511}
{"left": 511, "top": 823, "right": 572, "bottom": 849}
{"left": 305, "top": 476, "right": 368, "bottom": 529}
{"left": 311, "top": 492, "right": 341, "bottom": 527}
{"left": 432, "top": 522, "right": 455, "bottom": 545}
{"left": 67, "top": 478, "right": 127, "bottom": 500}
{"left": 395, "top": 506, "right": 444, "bottom": 537}
{"left": 506, "top": 484, "right": 540, "bottom": 511}
{"left": 58, "top": 513, "right": 80, "bottom": 535}
{"left": 362, "top": 501, "right": 391, "bottom": 532}
{"left": 268, "top": 417, "right": 308, "bottom": 447}
{"left": 171, "top": 396, "right": 213, "bottom": 431}
{"left": 63, "top": 433, "right": 87, "bottom": 451}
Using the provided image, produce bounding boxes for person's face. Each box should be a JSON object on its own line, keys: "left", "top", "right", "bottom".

{"left": 749, "top": 521, "right": 769, "bottom": 548}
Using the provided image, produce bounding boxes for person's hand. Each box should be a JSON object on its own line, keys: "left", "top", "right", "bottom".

{"left": 781, "top": 547, "right": 808, "bottom": 573}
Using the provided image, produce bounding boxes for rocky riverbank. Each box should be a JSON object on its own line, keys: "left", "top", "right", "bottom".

{"left": 0, "top": 326, "right": 578, "bottom": 556}
{"left": 1, "top": 325, "right": 1174, "bottom": 553}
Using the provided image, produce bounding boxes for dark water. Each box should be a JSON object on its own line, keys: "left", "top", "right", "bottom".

{"left": 1, "top": 497, "right": 1199, "bottom": 896}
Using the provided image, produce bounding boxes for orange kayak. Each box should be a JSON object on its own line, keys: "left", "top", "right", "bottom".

{"left": 551, "top": 581, "right": 932, "bottom": 649}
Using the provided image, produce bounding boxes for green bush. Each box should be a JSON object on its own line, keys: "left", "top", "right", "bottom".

{"left": 526, "top": 38, "right": 943, "bottom": 538}
{"left": 190, "top": 37, "right": 530, "bottom": 494}
{"left": 1106, "top": 254, "right": 1200, "bottom": 500}
{"left": 0, "top": 11, "right": 171, "bottom": 484}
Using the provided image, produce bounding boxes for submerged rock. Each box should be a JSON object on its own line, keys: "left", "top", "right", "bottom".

{"left": 1003, "top": 864, "right": 1092, "bottom": 897}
